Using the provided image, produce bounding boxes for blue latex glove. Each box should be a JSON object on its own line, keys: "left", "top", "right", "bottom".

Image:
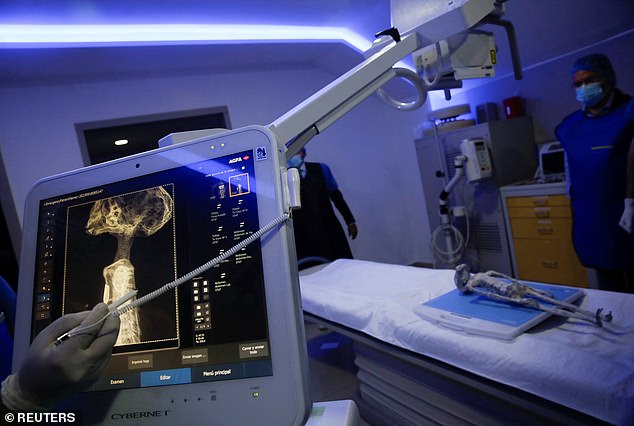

{"left": 2, "top": 303, "right": 119, "bottom": 411}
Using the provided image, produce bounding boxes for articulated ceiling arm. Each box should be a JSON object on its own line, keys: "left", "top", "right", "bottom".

{"left": 481, "top": 16, "right": 522, "bottom": 79}
{"left": 267, "top": 32, "right": 423, "bottom": 159}
{"left": 269, "top": 1, "right": 513, "bottom": 159}
{"left": 161, "top": 2, "right": 512, "bottom": 157}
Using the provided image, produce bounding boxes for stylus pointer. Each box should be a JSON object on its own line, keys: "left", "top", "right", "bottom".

{"left": 55, "top": 290, "right": 138, "bottom": 345}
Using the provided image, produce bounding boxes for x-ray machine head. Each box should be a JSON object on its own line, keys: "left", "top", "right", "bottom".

{"left": 162, "top": 0, "right": 521, "bottom": 159}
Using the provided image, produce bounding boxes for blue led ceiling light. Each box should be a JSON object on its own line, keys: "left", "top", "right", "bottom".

{"left": 0, "top": 24, "right": 372, "bottom": 52}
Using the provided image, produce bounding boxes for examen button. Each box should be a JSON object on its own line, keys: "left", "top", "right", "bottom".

{"left": 140, "top": 368, "right": 191, "bottom": 387}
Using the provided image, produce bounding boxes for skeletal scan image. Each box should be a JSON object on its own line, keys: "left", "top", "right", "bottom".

{"left": 85, "top": 187, "right": 174, "bottom": 345}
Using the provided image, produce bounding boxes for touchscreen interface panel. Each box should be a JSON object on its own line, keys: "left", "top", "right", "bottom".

{"left": 31, "top": 149, "right": 273, "bottom": 391}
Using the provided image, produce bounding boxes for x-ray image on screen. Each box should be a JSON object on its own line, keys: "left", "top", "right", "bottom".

{"left": 63, "top": 185, "right": 179, "bottom": 352}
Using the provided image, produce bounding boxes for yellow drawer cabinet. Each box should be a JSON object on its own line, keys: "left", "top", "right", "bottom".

{"left": 513, "top": 239, "right": 588, "bottom": 286}
{"left": 509, "top": 218, "right": 572, "bottom": 240}
{"left": 502, "top": 185, "right": 588, "bottom": 288}
{"left": 506, "top": 194, "right": 569, "bottom": 207}
{"left": 506, "top": 206, "right": 572, "bottom": 219}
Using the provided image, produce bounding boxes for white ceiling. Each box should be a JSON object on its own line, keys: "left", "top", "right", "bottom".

{"left": 0, "top": 0, "right": 632, "bottom": 86}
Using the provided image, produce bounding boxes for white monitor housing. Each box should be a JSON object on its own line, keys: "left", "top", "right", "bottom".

{"left": 14, "top": 126, "right": 311, "bottom": 424}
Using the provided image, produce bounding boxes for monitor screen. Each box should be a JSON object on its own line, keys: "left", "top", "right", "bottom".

{"left": 541, "top": 150, "right": 565, "bottom": 175}
{"left": 14, "top": 127, "right": 310, "bottom": 424}
{"left": 34, "top": 149, "right": 271, "bottom": 389}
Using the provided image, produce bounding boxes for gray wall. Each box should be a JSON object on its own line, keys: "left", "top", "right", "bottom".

{"left": 0, "top": 59, "right": 431, "bottom": 266}
{"left": 1, "top": 8, "right": 632, "bottom": 269}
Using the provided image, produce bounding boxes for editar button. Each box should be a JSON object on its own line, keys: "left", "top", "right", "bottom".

{"left": 140, "top": 368, "right": 191, "bottom": 387}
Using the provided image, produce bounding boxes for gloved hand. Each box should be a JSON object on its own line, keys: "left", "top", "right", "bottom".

{"left": 1, "top": 303, "right": 119, "bottom": 411}
{"left": 619, "top": 198, "right": 634, "bottom": 234}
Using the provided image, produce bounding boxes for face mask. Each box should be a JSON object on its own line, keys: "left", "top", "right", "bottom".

{"left": 575, "top": 82, "right": 604, "bottom": 107}
{"left": 288, "top": 155, "right": 303, "bottom": 169}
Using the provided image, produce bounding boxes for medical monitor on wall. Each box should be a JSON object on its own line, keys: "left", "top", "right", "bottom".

{"left": 13, "top": 126, "right": 311, "bottom": 424}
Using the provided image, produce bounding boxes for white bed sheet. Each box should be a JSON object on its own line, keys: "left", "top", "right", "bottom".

{"left": 299, "top": 259, "right": 634, "bottom": 425}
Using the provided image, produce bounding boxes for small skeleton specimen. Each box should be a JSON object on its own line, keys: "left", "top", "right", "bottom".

{"left": 454, "top": 264, "right": 613, "bottom": 327}
{"left": 86, "top": 187, "right": 173, "bottom": 345}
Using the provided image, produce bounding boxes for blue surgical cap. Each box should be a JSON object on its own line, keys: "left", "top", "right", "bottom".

{"left": 571, "top": 53, "right": 616, "bottom": 87}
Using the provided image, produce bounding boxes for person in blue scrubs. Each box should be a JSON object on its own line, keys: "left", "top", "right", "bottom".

{"left": 556, "top": 53, "right": 634, "bottom": 293}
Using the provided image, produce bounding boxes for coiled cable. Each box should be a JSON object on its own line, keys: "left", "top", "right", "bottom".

{"left": 57, "top": 211, "right": 291, "bottom": 342}
{"left": 116, "top": 211, "right": 290, "bottom": 316}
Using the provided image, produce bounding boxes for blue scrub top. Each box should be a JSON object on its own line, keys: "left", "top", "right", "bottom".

{"left": 556, "top": 95, "right": 634, "bottom": 270}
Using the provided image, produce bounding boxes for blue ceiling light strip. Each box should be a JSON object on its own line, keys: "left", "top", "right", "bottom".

{"left": 0, "top": 24, "right": 372, "bottom": 51}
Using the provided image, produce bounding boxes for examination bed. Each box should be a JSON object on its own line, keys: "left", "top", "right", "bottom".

{"left": 299, "top": 259, "right": 634, "bottom": 425}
